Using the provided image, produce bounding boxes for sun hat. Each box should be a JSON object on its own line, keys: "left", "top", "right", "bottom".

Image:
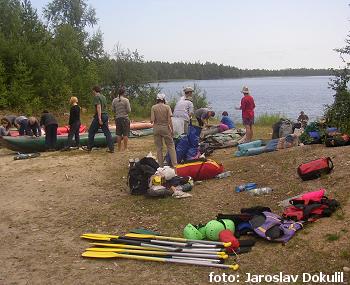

{"left": 156, "top": 93, "right": 166, "bottom": 101}
{"left": 183, "top": 87, "right": 194, "bottom": 93}
{"left": 241, "top": 86, "right": 250, "bottom": 94}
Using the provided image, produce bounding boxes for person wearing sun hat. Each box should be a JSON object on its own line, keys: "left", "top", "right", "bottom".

{"left": 173, "top": 86, "right": 194, "bottom": 134}
{"left": 235, "top": 86, "right": 255, "bottom": 143}
{"left": 151, "top": 93, "right": 177, "bottom": 167}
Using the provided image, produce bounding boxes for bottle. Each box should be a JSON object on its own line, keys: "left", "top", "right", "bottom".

{"left": 215, "top": 171, "right": 232, "bottom": 179}
{"left": 249, "top": 187, "right": 273, "bottom": 196}
{"left": 235, "top": 182, "right": 257, "bottom": 192}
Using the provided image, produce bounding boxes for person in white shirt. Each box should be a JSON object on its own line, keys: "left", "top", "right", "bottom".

{"left": 173, "top": 86, "right": 194, "bottom": 134}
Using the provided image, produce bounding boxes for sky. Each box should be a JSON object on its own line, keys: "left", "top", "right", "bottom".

{"left": 30, "top": 0, "right": 350, "bottom": 69}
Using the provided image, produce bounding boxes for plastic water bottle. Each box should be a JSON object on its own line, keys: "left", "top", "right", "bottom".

{"left": 235, "top": 183, "right": 257, "bottom": 192}
{"left": 249, "top": 187, "right": 273, "bottom": 196}
{"left": 215, "top": 171, "right": 232, "bottom": 179}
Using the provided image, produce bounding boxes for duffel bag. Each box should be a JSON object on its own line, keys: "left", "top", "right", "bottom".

{"left": 297, "top": 157, "right": 333, "bottom": 181}
{"left": 175, "top": 158, "right": 224, "bottom": 181}
{"left": 325, "top": 134, "right": 350, "bottom": 147}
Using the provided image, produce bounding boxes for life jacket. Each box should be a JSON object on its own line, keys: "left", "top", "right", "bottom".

{"left": 282, "top": 189, "right": 340, "bottom": 222}
{"left": 250, "top": 211, "right": 303, "bottom": 243}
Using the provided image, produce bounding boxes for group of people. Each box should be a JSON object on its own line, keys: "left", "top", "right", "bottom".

{"left": 0, "top": 112, "right": 60, "bottom": 150}
{"left": 1, "top": 84, "right": 256, "bottom": 164}
{"left": 150, "top": 85, "right": 256, "bottom": 168}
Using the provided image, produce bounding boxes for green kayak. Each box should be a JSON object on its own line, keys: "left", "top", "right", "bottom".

{"left": 0, "top": 128, "right": 153, "bottom": 152}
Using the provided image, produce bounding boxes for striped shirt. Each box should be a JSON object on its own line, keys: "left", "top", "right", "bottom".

{"left": 112, "top": 96, "right": 131, "bottom": 119}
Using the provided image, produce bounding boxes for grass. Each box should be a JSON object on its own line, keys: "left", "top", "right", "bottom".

{"left": 254, "top": 112, "right": 286, "bottom": 126}
{"left": 325, "top": 233, "right": 341, "bottom": 242}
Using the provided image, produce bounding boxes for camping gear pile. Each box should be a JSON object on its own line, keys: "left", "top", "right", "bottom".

{"left": 80, "top": 231, "right": 240, "bottom": 270}
{"left": 216, "top": 188, "right": 339, "bottom": 244}
{"left": 128, "top": 156, "right": 194, "bottom": 198}
{"left": 199, "top": 129, "right": 245, "bottom": 153}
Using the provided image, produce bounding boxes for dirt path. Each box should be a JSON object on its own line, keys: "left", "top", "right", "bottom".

{"left": 0, "top": 140, "right": 349, "bottom": 285}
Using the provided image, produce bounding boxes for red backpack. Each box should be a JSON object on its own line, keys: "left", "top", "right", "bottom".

{"left": 297, "top": 157, "right": 333, "bottom": 181}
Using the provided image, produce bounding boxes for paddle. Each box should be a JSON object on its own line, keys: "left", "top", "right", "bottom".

{"left": 86, "top": 247, "right": 228, "bottom": 260}
{"left": 81, "top": 233, "right": 230, "bottom": 247}
{"left": 82, "top": 251, "right": 239, "bottom": 270}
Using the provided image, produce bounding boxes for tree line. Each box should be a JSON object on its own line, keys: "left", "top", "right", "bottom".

{"left": 0, "top": 0, "right": 335, "bottom": 119}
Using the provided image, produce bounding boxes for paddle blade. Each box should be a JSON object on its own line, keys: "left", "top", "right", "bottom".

{"left": 82, "top": 251, "right": 118, "bottom": 259}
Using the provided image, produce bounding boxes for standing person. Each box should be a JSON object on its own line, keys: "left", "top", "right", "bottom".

{"left": 173, "top": 86, "right": 194, "bottom": 134}
{"left": 112, "top": 86, "right": 131, "bottom": 151}
{"left": 84, "top": 85, "right": 114, "bottom": 153}
{"left": 0, "top": 118, "right": 11, "bottom": 136}
{"left": 220, "top": 111, "right": 235, "bottom": 129}
{"left": 151, "top": 93, "right": 177, "bottom": 167}
{"left": 40, "top": 111, "right": 58, "bottom": 151}
{"left": 28, "top": 117, "right": 42, "bottom": 137}
{"left": 194, "top": 108, "right": 215, "bottom": 127}
{"left": 235, "top": 86, "right": 255, "bottom": 143}
{"left": 63, "top": 96, "right": 81, "bottom": 150}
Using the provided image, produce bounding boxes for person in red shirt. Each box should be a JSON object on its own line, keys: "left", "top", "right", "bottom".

{"left": 235, "top": 86, "right": 255, "bottom": 143}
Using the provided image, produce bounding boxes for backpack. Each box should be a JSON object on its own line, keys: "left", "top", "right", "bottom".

{"left": 127, "top": 157, "right": 159, "bottom": 195}
{"left": 279, "top": 119, "right": 293, "bottom": 138}
{"left": 297, "top": 157, "right": 333, "bottom": 181}
{"left": 250, "top": 211, "right": 303, "bottom": 243}
{"left": 282, "top": 189, "right": 340, "bottom": 222}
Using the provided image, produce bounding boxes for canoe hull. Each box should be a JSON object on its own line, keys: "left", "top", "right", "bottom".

{"left": 0, "top": 128, "right": 153, "bottom": 153}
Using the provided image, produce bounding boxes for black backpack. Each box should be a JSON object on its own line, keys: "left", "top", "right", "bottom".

{"left": 127, "top": 157, "right": 159, "bottom": 195}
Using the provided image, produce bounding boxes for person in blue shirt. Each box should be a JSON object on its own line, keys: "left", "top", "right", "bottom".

{"left": 220, "top": 111, "right": 235, "bottom": 129}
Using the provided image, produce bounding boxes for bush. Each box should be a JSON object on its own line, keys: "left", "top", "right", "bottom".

{"left": 255, "top": 113, "right": 285, "bottom": 126}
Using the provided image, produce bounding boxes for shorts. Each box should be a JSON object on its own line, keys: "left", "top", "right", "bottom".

{"left": 242, "top": 117, "right": 254, "bottom": 126}
{"left": 115, "top": 117, "right": 130, "bottom": 137}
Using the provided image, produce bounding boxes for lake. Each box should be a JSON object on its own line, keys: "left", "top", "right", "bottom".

{"left": 154, "top": 76, "right": 334, "bottom": 122}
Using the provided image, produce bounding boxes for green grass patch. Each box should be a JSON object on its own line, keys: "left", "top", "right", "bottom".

{"left": 255, "top": 112, "right": 285, "bottom": 126}
{"left": 325, "top": 233, "right": 340, "bottom": 242}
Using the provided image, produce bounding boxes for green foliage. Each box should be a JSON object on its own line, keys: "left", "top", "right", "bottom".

{"left": 43, "top": 0, "right": 97, "bottom": 32}
{"left": 128, "top": 85, "right": 160, "bottom": 118}
{"left": 9, "top": 57, "right": 37, "bottom": 112}
{"left": 0, "top": 60, "right": 8, "bottom": 108}
{"left": 324, "top": 27, "right": 350, "bottom": 133}
{"left": 169, "top": 84, "right": 208, "bottom": 111}
{"left": 255, "top": 112, "right": 285, "bottom": 126}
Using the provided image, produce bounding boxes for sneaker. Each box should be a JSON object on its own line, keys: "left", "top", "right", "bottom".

{"left": 82, "top": 146, "right": 92, "bottom": 152}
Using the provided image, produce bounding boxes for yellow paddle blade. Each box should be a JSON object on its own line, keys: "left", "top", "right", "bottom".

{"left": 82, "top": 251, "right": 118, "bottom": 258}
{"left": 80, "top": 235, "right": 111, "bottom": 241}
{"left": 81, "top": 233, "right": 119, "bottom": 239}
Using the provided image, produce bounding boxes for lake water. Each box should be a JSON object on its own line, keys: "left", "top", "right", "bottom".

{"left": 154, "top": 76, "right": 334, "bottom": 122}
